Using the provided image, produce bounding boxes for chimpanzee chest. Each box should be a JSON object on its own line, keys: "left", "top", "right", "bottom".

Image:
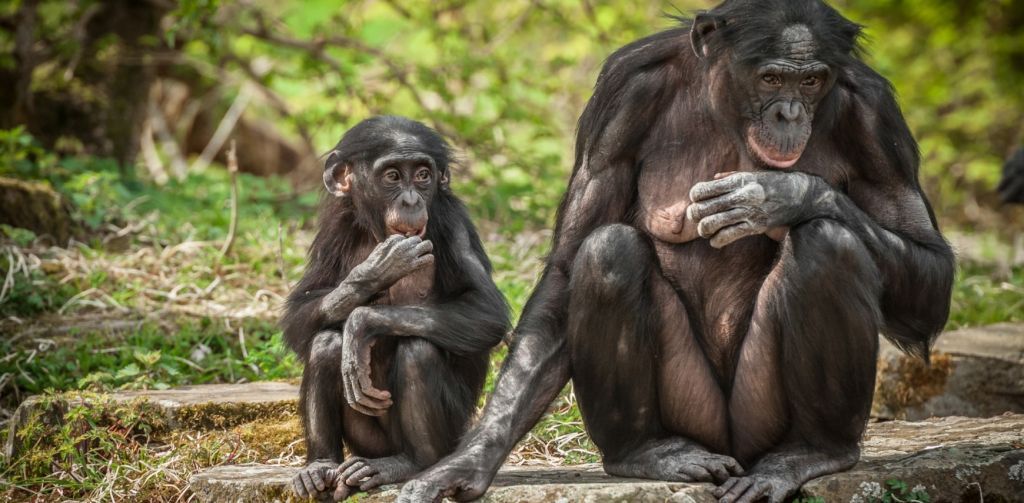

{"left": 384, "top": 263, "right": 436, "bottom": 305}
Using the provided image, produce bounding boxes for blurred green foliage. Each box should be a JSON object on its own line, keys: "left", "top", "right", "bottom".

{"left": 163, "top": 0, "right": 1023, "bottom": 227}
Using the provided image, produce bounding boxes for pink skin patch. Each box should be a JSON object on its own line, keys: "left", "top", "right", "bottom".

{"left": 746, "top": 130, "right": 802, "bottom": 169}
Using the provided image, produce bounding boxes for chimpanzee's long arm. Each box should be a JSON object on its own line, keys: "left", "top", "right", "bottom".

{"left": 346, "top": 232, "right": 508, "bottom": 355}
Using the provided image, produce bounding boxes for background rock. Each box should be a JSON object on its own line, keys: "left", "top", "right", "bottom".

{"left": 874, "top": 323, "right": 1024, "bottom": 420}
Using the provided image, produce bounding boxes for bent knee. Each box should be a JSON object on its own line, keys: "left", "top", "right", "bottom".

{"left": 792, "top": 219, "right": 869, "bottom": 264}
{"left": 572, "top": 224, "right": 650, "bottom": 295}
{"left": 395, "top": 338, "right": 444, "bottom": 377}
{"left": 307, "top": 330, "right": 343, "bottom": 366}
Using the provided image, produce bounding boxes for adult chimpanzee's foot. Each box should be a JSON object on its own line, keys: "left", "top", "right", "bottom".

{"left": 603, "top": 438, "right": 743, "bottom": 483}
{"left": 712, "top": 446, "right": 860, "bottom": 503}
{"left": 713, "top": 473, "right": 797, "bottom": 503}
{"left": 332, "top": 455, "right": 420, "bottom": 499}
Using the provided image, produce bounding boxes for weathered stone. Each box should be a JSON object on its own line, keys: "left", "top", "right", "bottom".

{"left": 4, "top": 382, "right": 298, "bottom": 459}
{"left": 188, "top": 464, "right": 718, "bottom": 503}
{"left": 188, "top": 415, "right": 1024, "bottom": 503}
{"left": 874, "top": 323, "right": 1024, "bottom": 419}
{"left": 803, "top": 415, "right": 1024, "bottom": 502}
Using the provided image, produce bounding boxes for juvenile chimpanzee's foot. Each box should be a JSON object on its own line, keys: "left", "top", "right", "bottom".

{"left": 713, "top": 473, "right": 797, "bottom": 503}
{"left": 333, "top": 455, "right": 420, "bottom": 499}
{"left": 603, "top": 438, "right": 743, "bottom": 483}
{"left": 292, "top": 459, "right": 341, "bottom": 501}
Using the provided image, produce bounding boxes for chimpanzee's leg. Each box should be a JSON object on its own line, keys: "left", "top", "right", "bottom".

{"left": 718, "top": 219, "right": 881, "bottom": 503}
{"left": 293, "top": 330, "right": 360, "bottom": 500}
{"left": 567, "top": 224, "right": 741, "bottom": 483}
{"left": 336, "top": 338, "right": 484, "bottom": 494}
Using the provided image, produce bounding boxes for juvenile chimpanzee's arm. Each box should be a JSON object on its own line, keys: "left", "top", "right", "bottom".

{"left": 282, "top": 234, "right": 433, "bottom": 361}
{"left": 688, "top": 80, "right": 954, "bottom": 356}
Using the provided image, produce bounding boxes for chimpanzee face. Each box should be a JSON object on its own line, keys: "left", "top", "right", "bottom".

{"left": 323, "top": 131, "right": 447, "bottom": 241}
{"left": 737, "top": 24, "right": 836, "bottom": 169}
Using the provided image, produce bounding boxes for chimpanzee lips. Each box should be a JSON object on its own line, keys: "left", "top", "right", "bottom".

{"left": 747, "top": 134, "right": 803, "bottom": 169}
{"left": 387, "top": 222, "right": 428, "bottom": 238}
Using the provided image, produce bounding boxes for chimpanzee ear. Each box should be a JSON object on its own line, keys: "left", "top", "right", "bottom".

{"left": 691, "top": 13, "right": 725, "bottom": 59}
{"left": 323, "top": 152, "right": 353, "bottom": 197}
{"left": 439, "top": 167, "right": 451, "bottom": 194}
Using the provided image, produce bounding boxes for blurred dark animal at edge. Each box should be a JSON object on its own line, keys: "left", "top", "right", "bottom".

{"left": 999, "top": 147, "right": 1024, "bottom": 204}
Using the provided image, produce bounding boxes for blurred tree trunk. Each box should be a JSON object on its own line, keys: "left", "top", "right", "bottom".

{"left": 1, "top": 0, "right": 174, "bottom": 182}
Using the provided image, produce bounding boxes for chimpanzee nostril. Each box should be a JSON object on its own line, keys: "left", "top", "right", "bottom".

{"left": 401, "top": 190, "right": 418, "bottom": 207}
{"left": 779, "top": 101, "right": 803, "bottom": 122}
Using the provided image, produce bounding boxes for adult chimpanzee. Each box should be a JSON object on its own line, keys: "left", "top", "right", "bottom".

{"left": 282, "top": 116, "right": 509, "bottom": 501}
{"left": 999, "top": 147, "right": 1024, "bottom": 204}
{"left": 400, "top": 1, "right": 955, "bottom": 502}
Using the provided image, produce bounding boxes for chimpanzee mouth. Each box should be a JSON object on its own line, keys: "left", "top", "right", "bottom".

{"left": 387, "top": 225, "right": 428, "bottom": 238}
{"left": 747, "top": 136, "right": 802, "bottom": 169}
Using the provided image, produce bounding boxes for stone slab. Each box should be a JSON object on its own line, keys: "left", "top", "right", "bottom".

{"left": 189, "top": 415, "right": 1024, "bottom": 503}
{"left": 4, "top": 381, "right": 298, "bottom": 459}
{"left": 874, "top": 323, "right": 1024, "bottom": 419}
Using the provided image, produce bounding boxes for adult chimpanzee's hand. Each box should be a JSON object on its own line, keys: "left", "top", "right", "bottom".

{"left": 397, "top": 451, "right": 496, "bottom": 503}
{"left": 687, "top": 171, "right": 828, "bottom": 248}
{"left": 341, "top": 307, "right": 393, "bottom": 416}
{"left": 350, "top": 234, "right": 434, "bottom": 293}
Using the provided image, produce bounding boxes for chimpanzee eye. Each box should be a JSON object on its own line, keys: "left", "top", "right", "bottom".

{"left": 384, "top": 169, "right": 401, "bottom": 183}
{"left": 761, "top": 74, "right": 782, "bottom": 86}
{"left": 415, "top": 167, "right": 431, "bottom": 182}
{"left": 801, "top": 76, "right": 821, "bottom": 87}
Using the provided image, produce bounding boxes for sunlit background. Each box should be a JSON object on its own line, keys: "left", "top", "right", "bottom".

{"left": 0, "top": 0, "right": 1021, "bottom": 500}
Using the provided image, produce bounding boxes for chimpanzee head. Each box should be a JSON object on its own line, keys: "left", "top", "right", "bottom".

{"left": 324, "top": 116, "right": 452, "bottom": 240}
{"left": 690, "top": 0, "right": 862, "bottom": 169}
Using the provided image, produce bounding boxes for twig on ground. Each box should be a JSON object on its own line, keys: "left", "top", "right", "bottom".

{"left": 219, "top": 140, "right": 240, "bottom": 260}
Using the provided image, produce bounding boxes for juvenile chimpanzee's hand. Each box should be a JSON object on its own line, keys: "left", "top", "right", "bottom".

{"left": 687, "top": 171, "right": 828, "bottom": 248}
{"left": 341, "top": 307, "right": 393, "bottom": 416}
{"left": 350, "top": 234, "right": 434, "bottom": 293}
{"left": 292, "top": 459, "right": 341, "bottom": 501}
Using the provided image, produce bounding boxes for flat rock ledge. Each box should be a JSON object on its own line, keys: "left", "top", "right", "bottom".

{"left": 189, "top": 414, "right": 1024, "bottom": 503}
{"left": 4, "top": 381, "right": 298, "bottom": 459}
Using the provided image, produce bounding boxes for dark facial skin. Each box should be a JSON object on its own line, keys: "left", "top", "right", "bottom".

{"left": 399, "top": 2, "right": 954, "bottom": 503}
{"left": 283, "top": 116, "right": 508, "bottom": 502}
{"left": 740, "top": 24, "right": 834, "bottom": 169}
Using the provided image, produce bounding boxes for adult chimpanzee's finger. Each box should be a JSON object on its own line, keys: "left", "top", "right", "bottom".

{"left": 732, "top": 480, "right": 770, "bottom": 503}
{"left": 709, "top": 222, "right": 758, "bottom": 249}
{"left": 718, "top": 477, "right": 755, "bottom": 503}
{"left": 690, "top": 173, "right": 746, "bottom": 202}
{"left": 696, "top": 208, "right": 749, "bottom": 238}
{"left": 706, "top": 462, "right": 730, "bottom": 484}
{"left": 687, "top": 184, "right": 763, "bottom": 221}
{"left": 679, "top": 465, "right": 713, "bottom": 482}
{"left": 724, "top": 457, "right": 744, "bottom": 476}
{"left": 713, "top": 171, "right": 739, "bottom": 180}
{"left": 360, "top": 473, "right": 386, "bottom": 491}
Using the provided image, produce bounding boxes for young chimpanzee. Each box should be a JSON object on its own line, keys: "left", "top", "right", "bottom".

{"left": 282, "top": 116, "right": 508, "bottom": 501}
